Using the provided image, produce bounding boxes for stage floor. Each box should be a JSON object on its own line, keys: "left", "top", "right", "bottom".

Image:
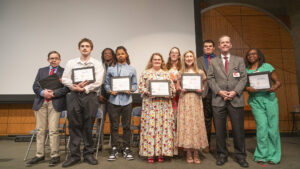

{"left": 0, "top": 135, "right": 299, "bottom": 169}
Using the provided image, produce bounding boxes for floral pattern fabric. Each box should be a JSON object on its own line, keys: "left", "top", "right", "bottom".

{"left": 138, "top": 69, "right": 176, "bottom": 157}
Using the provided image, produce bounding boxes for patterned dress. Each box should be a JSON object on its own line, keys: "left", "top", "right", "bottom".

{"left": 139, "top": 68, "right": 176, "bottom": 157}
{"left": 176, "top": 70, "right": 208, "bottom": 150}
{"left": 168, "top": 66, "right": 180, "bottom": 111}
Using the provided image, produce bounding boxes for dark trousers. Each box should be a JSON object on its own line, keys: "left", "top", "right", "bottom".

{"left": 203, "top": 97, "right": 213, "bottom": 144}
{"left": 108, "top": 103, "right": 132, "bottom": 148}
{"left": 66, "top": 91, "right": 98, "bottom": 160}
{"left": 213, "top": 103, "right": 246, "bottom": 160}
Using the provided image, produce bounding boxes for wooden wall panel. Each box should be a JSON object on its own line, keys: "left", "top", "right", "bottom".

{"left": 202, "top": 5, "right": 299, "bottom": 132}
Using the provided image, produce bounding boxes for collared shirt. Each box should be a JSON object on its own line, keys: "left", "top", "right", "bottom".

{"left": 204, "top": 53, "right": 216, "bottom": 69}
{"left": 62, "top": 57, "right": 104, "bottom": 94}
{"left": 104, "top": 63, "right": 137, "bottom": 106}
{"left": 39, "top": 66, "right": 59, "bottom": 97}
{"left": 221, "top": 53, "right": 231, "bottom": 66}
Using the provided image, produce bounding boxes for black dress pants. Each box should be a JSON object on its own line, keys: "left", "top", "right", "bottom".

{"left": 203, "top": 97, "right": 213, "bottom": 144}
{"left": 66, "top": 91, "right": 98, "bottom": 160}
{"left": 212, "top": 102, "right": 246, "bottom": 160}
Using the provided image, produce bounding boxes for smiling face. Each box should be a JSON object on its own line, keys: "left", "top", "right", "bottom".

{"left": 218, "top": 36, "right": 232, "bottom": 54}
{"left": 152, "top": 54, "right": 162, "bottom": 69}
{"left": 79, "top": 42, "right": 92, "bottom": 57}
{"left": 48, "top": 53, "right": 61, "bottom": 67}
{"left": 116, "top": 48, "right": 127, "bottom": 64}
{"left": 247, "top": 49, "right": 259, "bottom": 64}
{"left": 169, "top": 48, "right": 180, "bottom": 62}
{"left": 184, "top": 52, "right": 194, "bottom": 67}
{"left": 103, "top": 49, "right": 113, "bottom": 62}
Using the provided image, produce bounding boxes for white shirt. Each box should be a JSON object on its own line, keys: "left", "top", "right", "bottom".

{"left": 221, "top": 53, "right": 231, "bottom": 66}
{"left": 62, "top": 57, "right": 104, "bottom": 94}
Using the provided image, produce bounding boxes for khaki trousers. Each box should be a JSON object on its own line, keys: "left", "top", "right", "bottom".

{"left": 35, "top": 101, "right": 61, "bottom": 158}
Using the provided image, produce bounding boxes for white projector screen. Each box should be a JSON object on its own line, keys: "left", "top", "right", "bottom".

{"left": 0, "top": 0, "right": 195, "bottom": 94}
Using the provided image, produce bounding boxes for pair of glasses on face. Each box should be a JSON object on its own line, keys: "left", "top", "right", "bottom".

{"left": 49, "top": 58, "right": 60, "bottom": 61}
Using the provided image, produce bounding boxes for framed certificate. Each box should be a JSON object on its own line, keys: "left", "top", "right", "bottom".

{"left": 72, "top": 66, "right": 95, "bottom": 84}
{"left": 111, "top": 76, "right": 131, "bottom": 92}
{"left": 248, "top": 71, "right": 272, "bottom": 91}
{"left": 149, "top": 80, "right": 170, "bottom": 97}
{"left": 181, "top": 73, "right": 202, "bottom": 91}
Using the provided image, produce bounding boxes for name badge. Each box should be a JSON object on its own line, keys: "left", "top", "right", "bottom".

{"left": 233, "top": 72, "right": 240, "bottom": 77}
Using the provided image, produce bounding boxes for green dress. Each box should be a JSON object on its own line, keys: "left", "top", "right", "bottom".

{"left": 246, "top": 63, "right": 281, "bottom": 164}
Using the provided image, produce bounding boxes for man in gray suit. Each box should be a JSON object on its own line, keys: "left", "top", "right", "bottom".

{"left": 207, "top": 35, "right": 248, "bottom": 167}
{"left": 197, "top": 39, "right": 216, "bottom": 153}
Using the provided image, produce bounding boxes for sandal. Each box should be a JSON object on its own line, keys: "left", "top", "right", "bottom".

{"left": 186, "top": 150, "right": 194, "bottom": 164}
{"left": 158, "top": 156, "right": 164, "bottom": 163}
{"left": 194, "top": 151, "right": 201, "bottom": 164}
{"left": 147, "top": 157, "right": 154, "bottom": 164}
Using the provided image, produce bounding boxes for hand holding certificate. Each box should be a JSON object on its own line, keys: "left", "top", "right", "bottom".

{"left": 181, "top": 73, "right": 202, "bottom": 91}
{"left": 149, "top": 80, "right": 170, "bottom": 97}
{"left": 72, "top": 67, "right": 95, "bottom": 84}
{"left": 248, "top": 71, "right": 272, "bottom": 91}
{"left": 111, "top": 76, "right": 131, "bottom": 92}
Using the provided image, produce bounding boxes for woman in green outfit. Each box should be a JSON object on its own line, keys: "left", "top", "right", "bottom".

{"left": 245, "top": 48, "right": 281, "bottom": 164}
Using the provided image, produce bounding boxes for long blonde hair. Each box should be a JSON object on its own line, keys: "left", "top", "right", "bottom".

{"left": 180, "top": 50, "right": 201, "bottom": 74}
{"left": 145, "top": 53, "right": 167, "bottom": 70}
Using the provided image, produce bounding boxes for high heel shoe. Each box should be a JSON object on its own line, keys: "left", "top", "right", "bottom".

{"left": 158, "top": 156, "right": 164, "bottom": 163}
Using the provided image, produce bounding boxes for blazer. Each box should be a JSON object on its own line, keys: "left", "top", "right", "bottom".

{"left": 197, "top": 56, "right": 211, "bottom": 98}
{"left": 207, "top": 55, "right": 247, "bottom": 107}
{"left": 32, "top": 66, "right": 69, "bottom": 112}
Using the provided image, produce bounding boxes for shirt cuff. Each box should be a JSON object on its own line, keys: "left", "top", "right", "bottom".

{"left": 40, "top": 90, "right": 44, "bottom": 97}
{"left": 84, "top": 86, "right": 89, "bottom": 94}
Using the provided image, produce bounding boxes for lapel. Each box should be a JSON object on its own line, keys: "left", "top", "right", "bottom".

{"left": 56, "top": 66, "right": 64, "bottom": 77}
{"left": 227, "top": 55, "right": 235, "bottom": 76}
{"left": 217, "top": 56, "right": 227, "bottom": 76}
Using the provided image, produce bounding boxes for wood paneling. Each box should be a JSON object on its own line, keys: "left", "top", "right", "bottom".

{"left": 202, "top": 5, "right": 299, "bottom": 132}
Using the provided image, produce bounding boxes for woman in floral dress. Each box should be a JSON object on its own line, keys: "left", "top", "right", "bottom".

{"left": 176, "top": 50, "right": 208, "bottom": 164}
{"left": 138, "top": 53, "right": 176, "bottom": 163}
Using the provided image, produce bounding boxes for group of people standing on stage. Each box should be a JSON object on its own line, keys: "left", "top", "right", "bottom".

{"left": 28, "top": 35, "right": 282, "bottom": 168}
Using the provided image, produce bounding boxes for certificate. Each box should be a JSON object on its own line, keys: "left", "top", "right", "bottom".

{"left": 181, "top": 73, "right": 202, "bottom": 91}
{"left": 72, "top": 66, "right": 95, "bottom": 84}
{"left": 111, "top": 76, "right": 131, "bottom": 92}
{"left": 149, "top": 80, "right": 170, "bottom": 97}
{"left": 248, "top": 71, "right": 272, "bottom": 91}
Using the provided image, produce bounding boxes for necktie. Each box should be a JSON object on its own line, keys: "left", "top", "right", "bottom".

{"left": 49, "top": 68, "right": 55, "bottom": 75}
{"left": 224, "top": 56, "right": 229, "bottom": 74}
{"left": 208, "top": 55, "right": 211, "bottom": 65}
{"left": 46, "top": 68, "right": 55, "bottom": 102}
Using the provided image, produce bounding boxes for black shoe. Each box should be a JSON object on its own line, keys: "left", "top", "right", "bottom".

{"left": 26, "top": 156, "right": 45, "bottom": 165}
{"left": 84, "top": 155, "right": 98, "bottom": 165}
{"left": 62, "top": 158, "right": 80, "bottom": 168}
{"left": 236, "top": 159, "right": 249, "bottom": 168}
{"left": 216, "top": 157, "right": 228, "bottom": 166}
{"left": 108, "top": 147, "right": 118, "bottom": 161}
{"left": 123, "top": 147, "right": 134, "bottom": 160}
{"left": 49, "top": 156, "right": 60, "bottom": 167}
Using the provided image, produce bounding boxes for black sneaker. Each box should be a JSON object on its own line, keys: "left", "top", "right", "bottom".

{"left": 49, "top": 156, "right": 60, "bottom": 167}
{"left": 123, "top": 147, "right": 134, "bottom": 160}
{"left": 107, "top": 147, "right": 118, "bottom": 161}
{"left": 26, "top": 156, "right": 45, "bottom": 165}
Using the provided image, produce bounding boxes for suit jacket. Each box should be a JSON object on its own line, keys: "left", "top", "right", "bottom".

{"left": 207, "top": 55, "right": 247, "bottom": 107}
{"left": 32, "top": 66, "right": 69, "bottom": 112}
{"left": 197, "top": 56, "right": 211, "bottom": 98}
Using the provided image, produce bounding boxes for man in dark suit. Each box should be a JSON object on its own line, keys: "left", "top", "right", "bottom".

{"left": 207, "top": 35, "right": 248, "bottom": 167}
{"left": 197, "top": 39, "right": 216, "bottom": 153}
{"left": 28, "top": 51, "right": 69, "bottom": 167}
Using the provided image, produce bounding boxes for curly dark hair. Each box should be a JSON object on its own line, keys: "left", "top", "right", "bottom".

{"left": 245, "top": 48, "right": 265, "bottom": 69}
{"left": 101, "top": 48, "right": 116, "bottom": 64}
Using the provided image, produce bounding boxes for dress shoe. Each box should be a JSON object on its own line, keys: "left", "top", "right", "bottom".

{"left": 216, "top": 157, "right": 227, "bottom": 166}
{"left": 26, "top": 156, "right": 45, "bottom": 165}
{"left": 49, "top": 156, "right": 60, "bottom": 167}
{"left": 84, "top": 155, "right": 98, "bottom": 165}
{"left": 236, "top": 159, "right": 249, "bottom": 168}
{"left": 62, "top": 158, "right": 80, "bottom": 168}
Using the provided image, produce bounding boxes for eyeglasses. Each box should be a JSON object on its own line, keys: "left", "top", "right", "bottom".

{"left": 49, "top": 57, "right": 60, "bottom": 61}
